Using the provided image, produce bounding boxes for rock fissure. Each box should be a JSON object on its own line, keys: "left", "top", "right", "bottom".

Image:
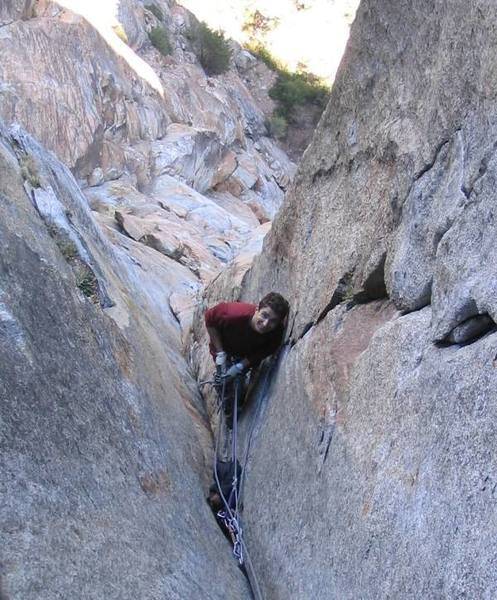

{"left": 231, "top": 2, "right": 497, "bottom": 598}
{"left": 412, "top": 137, "right": 452, "bottom": 183}
{"left": 294, "top": 320, "right": 315, "bottom": 343}
{"left": 317, "top": 417, "right": 336, "bottom": 473}
{"left": 5, "top": 0, "right": 497, "bottom": 598}
{"left": 311, "top": 157, "right": 339, "bottom": 184}
{"left": 80, "top": 484, "right": 98, "bottom": 510}
{"left": 462, "top": 138, "right": 497, "bottom": 199}
{"left": 442, "top": 313, "right": 496, "bottom": 346}
{"left": 0, "top": 0, "right": 302, "bottom": 592}
{"left": 314, "top": 269, "right": 355, "bottom": 325}
{"left": 294, "top": 261, "right": 389, "bottom": 348}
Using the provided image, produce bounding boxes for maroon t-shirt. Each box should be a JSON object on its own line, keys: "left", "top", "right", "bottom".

{"left": 205, "top": 302, "right": 283, "bottom": 367}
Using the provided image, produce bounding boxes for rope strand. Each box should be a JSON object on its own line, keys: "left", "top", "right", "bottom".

{"left": 211, "top": 357, "right": 277, "bottom": 600}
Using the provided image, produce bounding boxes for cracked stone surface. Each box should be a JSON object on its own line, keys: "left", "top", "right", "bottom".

{"left": 430, "top": 149, "right": 497, "bottom": 341}
{"left": 0, "top": 0, "right": 295, "bottom": 297}
{"left": 445, "top": 314, "right": 495, "bottom": 345}
{"left": 0, "top": 1, "right": 295, "bottom": 598}
{"left": 221, "top": 0, "right": 497, "bottom": 597}
{"left": 242, "top": 307, "right": 497, "bottom": 599}
{"left": 244, "top": 0, "right": 497, "bottom": 340}
{"left": 0, "top": 122, "right": 251, "bottom": 599}
{"left": 385, "top": 131, "right": 468, "bottom": 312}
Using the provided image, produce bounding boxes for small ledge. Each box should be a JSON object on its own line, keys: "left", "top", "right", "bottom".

{"left": 442, "top": 314, "right": 496, "bottom": 346}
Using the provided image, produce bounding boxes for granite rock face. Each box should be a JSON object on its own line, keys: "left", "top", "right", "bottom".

{"left": 0, "top": 0, "right": 295, "bottom": 302}
{"left": 0, "top": 0, "right": 295, "bottom": 193}
{"left": 227, "top": 0, "right": 497, "bottom": 597}
{"left": 0, "top": 1, "right": 297, "bottom": 598}
{"left": 0, "top": 124, "right": 250, "bottom": 598}
{"left": 0, "top": 0, "right": 32, "bottom": 24}
{"left": 245, "top": 0, "right": 497, "bottom": 342}
{"left": 386, "top": 131, "right": 468, "bottom": 313}
{"left": 242, "top": 306, "right": 497, "bottom": 599}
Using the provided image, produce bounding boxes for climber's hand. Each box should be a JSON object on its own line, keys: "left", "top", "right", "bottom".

{"left": 215, "top": 351, "right": 227, "bottom": 374}
{"left": 223, "top": 362, "right": 244, "bottom": 381}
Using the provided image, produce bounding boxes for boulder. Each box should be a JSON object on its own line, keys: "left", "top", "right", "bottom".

{"left": 150, "top": 123, "right": 226, "bottom": 193}
{"left": 115, "top": 209, "right": 221, "bottom": 280}
{"left": 148, "top": 174, "right": 253, "bottom": 236}
{"left": 208, "top": 190, "right": 261, "bottom": 229}
{"left": 209, "top": 149, "right": 238, "bottom": 188}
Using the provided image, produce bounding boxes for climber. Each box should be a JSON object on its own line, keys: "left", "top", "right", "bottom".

{"left": 204, "top": 292, "right": 289, "bottom": 416}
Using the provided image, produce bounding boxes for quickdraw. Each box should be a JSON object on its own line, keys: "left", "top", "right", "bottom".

{"left": 217, "top": 510, "right": 244, "bottom": 564}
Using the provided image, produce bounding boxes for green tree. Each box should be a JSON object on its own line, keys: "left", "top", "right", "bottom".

{"left": 267, "top": 114, "right": 288, "bottom": 140}
{"left": 248, "top": 43, "right": 330, "bottom": 122}
{"left": 148, "top": 26, "right": 172, "bottom": 56}
{"left": 190, "top": 22, "right": 231, "bottom": 76}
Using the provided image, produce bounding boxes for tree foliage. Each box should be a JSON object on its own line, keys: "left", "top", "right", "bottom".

{"left": 248, "top": 43, "right": 329, "bottom": 124}
{"left": 269, "top": 70, "right": 329, "bottom": 120}
{"left": 148, "top": 26, "right": 172, "bottom": 56}
{"left": 190, "top": 22, "right": 231, "bottom": 76}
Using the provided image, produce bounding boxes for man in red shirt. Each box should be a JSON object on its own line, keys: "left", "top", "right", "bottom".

{"left": 205, "top": 293, "right": 289, "bottom": 535}
{"left": 205, "top": 292, "right": 289, "bottom": 380}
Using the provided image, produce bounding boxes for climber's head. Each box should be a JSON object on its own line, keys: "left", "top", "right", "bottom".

{"left": 251, "top": 292, "right": 289, "bottom": 334}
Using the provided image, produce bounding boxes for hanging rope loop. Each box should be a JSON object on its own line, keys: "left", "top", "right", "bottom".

{"left": 208, "top": 350, "right": 285, "bottom": 600}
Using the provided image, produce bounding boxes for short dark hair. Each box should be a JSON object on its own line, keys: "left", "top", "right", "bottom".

{"left": 259, "top": 292, "right": 289, "bottom": 321}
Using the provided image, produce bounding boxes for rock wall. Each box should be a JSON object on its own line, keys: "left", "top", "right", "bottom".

{"left": 0, "top": 0, "right": 294, "bottom": 193}
{"left": 0, "top": 0, "right": 295, "bottom": 303}
{"left": 246, "top": 0, "right": 497, "bottom": 341}
{"left": 6, "top": 0, "right": 497, "bottom": 597}
{"left": 233, "top": 0, "right": 497, "bottom": 597}
{"left": 0, "top": 123, "right": 252, "bottom": 598}
{"left": 0, "top": 0, "right": 298, "bottom": 597}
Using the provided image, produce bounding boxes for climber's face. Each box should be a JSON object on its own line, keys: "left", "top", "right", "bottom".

{"left": 251, "top": 306, "right": 280, "bottom": 334}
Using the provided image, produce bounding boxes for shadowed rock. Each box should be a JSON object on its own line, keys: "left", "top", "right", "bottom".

{"left": 445, "top": 314, "right": 495, "bottom": 345}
